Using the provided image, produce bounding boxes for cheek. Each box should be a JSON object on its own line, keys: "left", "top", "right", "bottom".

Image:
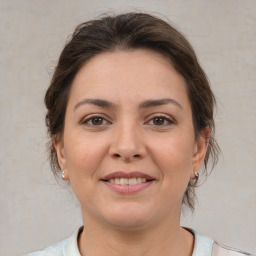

{"left": 63, "top": 132, "right": 109, "bottom": 206}
{"left": 150, "top": 134, "right": 194, "bottom": 193}
{"left": 152, "top": 133, "right": 194, "bottom": 170}
{"left": 64, "top": 131, "right": 108, "bottom": 180}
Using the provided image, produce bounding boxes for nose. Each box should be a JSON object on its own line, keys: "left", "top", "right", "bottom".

{"left": 109, "top": 123, "right": 146, "bottom": 161}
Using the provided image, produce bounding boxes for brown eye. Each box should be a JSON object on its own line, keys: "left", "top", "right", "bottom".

{"left": 153, "top": 117, "right": 165, "bottom": 125}
{"left": 82, "top": 116, "right": 109, "bottom": 126}
{"left": 147, "top": 116, "right": 173, "bottom": 126}
{"left": 91, "top": 117, "right": 104, "bottom": 125}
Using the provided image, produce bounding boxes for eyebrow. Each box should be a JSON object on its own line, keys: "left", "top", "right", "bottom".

{"left": 139, "top": 98, "right": 183, "bottom": 109}
{"left": 74, "top": 98, "right": 182, "bottom": 111}
{"left": 74, "top": 99, "right": 114, "bottom": 111}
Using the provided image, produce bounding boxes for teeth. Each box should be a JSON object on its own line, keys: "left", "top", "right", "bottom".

{"left": 108, "top": 177, "right": 149, "bottom": 185}
{"left": 120, "top": 178, "right": 129, "bottom": 185}
{"left": 129, "top": 177, "right": 137, "bottom": 185}
{"left": 115, "top": 178, "right": 120, "bottom": 184}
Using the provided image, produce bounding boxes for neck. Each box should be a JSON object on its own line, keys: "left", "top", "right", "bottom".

{"left": 78, "top": 213, "right": 194, "bottom": 256}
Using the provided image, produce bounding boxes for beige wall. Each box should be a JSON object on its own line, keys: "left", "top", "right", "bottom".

{"left": 1, "top": 1, "right": 255, "bottom": 255}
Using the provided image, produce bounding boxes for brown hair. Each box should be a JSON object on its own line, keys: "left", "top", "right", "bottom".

{"left": 45, "top": 12, "right": 220, "bottom": 210}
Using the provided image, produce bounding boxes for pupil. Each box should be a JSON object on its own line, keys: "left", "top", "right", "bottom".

{"left": 154, "top": 117, "right": 164, "bottom": 125}
{"left": 92, "top": 117, "right": 103, "bottom": 125}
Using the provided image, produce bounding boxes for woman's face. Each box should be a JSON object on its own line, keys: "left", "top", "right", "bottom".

{"left": 55, "top": 49, "right": 208, "bottom": 229}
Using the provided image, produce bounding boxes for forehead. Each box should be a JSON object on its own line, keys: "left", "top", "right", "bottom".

{"left": 68, "top": 49, "right": 190, "bottom": 110}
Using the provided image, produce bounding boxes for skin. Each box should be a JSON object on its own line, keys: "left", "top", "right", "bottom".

{"left": 54, "top": 49, "right": 209, "bottom": 256}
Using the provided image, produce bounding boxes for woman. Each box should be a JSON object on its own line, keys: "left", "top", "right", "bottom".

{"left": 26, "top": 12, "right": 251, "bottom": 256}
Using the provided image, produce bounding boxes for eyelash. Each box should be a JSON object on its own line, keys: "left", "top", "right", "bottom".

{"left": 146, "top": 115, "right": 174, "bottom": 126}
{"left": 81, "top": 114, "right": 174, "bottom": 128}
{"left": 81, "top": 115, "right": 111, "bottom": 126}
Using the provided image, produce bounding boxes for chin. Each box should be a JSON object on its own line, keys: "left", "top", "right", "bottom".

{"left": 107, "top": 216, "right": 151, "bottom": 231}
{"left": 102, "top": 202, "right": 156, "bottom": 230}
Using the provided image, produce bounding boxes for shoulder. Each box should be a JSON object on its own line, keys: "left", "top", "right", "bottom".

{"left": 24, "top": 227, "right": 82, "bottom": 256}
{"left": 24, "top": 238, "right": 69, "bottom": 256}
{"left": 212, "top": 242, "right": 253, "bottom": 256}
{"left": 189, "top": 229, "right": 252, "bottom": 256}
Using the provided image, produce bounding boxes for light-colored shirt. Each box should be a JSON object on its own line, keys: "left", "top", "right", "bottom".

{"left": 25, "top": 227, "right": 251, "bottom": 256}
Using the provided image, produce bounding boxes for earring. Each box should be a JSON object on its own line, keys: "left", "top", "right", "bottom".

{"left": 194, "top": 172, "right": 199, "bottom": 179}
{"left": 61, "top": 170, "right": 65, "bottom": 180}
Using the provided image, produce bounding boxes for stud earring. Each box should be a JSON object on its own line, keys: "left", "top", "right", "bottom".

{"left": 194, "top": 172, "right": 199, "bottom": 179}
{"left": 61, "top": 170, "right": 65, "bottom": 180}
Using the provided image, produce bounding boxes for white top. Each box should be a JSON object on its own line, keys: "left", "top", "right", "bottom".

{"left": 25, "top": 227, "right": 251, "bottom": 256}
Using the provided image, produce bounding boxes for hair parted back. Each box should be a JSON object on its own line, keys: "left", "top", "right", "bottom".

{"left": 45, "top": 12, "right": 220, "bottom": 211}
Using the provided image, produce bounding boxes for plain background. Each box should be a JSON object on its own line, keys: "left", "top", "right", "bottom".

{"left": 0, "top": 1, "right": 255, "bottom": 255}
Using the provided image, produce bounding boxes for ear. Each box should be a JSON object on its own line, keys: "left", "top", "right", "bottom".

{"left": 190, "top": 127, "right": 210, "bottom": 179}
{"left": 53, "top": 136, "right": 69, "bottom": 180}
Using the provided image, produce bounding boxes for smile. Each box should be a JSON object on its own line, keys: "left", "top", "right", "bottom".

{"left": 101, "top": 171, "right": 155, "bottom": 193}
{"left": 107, "top": 177, "right": 147, "bottom": 185}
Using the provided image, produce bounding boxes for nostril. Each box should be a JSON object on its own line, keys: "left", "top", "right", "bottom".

{"left": 111, "top": 153, "right": 141, "bottom": 160}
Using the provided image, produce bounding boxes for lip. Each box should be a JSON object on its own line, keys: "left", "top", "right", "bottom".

{"left": 101, "top": 171, "right": 155, "bottom": 181}
{"left": 100, "top": 171, "right": 155, "bottom": 194}
{"left": 103, "top": 181, "right": 154, "bottom": 194}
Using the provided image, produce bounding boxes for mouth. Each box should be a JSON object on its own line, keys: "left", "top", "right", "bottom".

{"left": 102, "top": 177, "right": 153, "bottom": 185}
{"left": 101, "top": 171, "right": 155, "bottom": 184}
{"left": 100, "top": 171, "right": 155, "bottom": 193}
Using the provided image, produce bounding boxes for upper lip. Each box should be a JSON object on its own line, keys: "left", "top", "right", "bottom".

{"left": 101, "top": 171, "right": 155, "bottom": 181}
